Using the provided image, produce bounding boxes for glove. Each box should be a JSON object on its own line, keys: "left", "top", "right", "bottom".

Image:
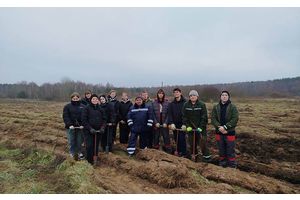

{"left": 186, "top": 127, "right": 193, "bottom": 132}
{"left": 79, "top": 126, "right": 84, "bottom": 129}
{"left": 196, "top": 127, "right": 202, "bottom": 133}
{"left": 169, "top": 124, "right": 176, "bottom": 131}
{"left": 69, "top": 125, "right": 74, "bottom": 130}
{"left": 120, "top": 120, "right": 125, "bottom": 124}
{"left": 181, "top": 125, "right": 186, "bottom": 131}
{"left": 90, "top": 128, "right": 96, "bottom": 134}
{"left": 163, "top": 123, "right": 167, "bottom": 128}
{"left": 100, "top": 127, "right": 105, "bottom": 134}
{"left": 155, "top": 123, "right": 160, "bottom": 128}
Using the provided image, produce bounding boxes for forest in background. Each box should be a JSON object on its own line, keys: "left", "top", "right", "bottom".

{"left": 0, "top": 76, "right": 299, "bottom": 102}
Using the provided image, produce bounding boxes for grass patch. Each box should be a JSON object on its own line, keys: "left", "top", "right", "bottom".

{"left": 190, "top": 169, "right": 210, "bottom": 185}
{"left": 0, "top": 143, "right": 108, "bottom": 193}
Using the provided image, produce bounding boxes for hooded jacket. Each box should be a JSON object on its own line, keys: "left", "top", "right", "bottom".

{"left": 168, "top": 96, "right": 186, "bottom": 127}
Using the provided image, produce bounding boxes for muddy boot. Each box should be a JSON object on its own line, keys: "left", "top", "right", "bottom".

{"left": 219, "top": 159, "right": 227, "bottom": 168}
{"left": 202, "top": 155, "right": 212, "bottom": 163}
{"left": 228, "top": 160, "right": 237, "bottom": 168}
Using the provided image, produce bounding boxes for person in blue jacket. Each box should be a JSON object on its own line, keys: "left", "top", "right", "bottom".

{"left": 126, "top": 96, "right": 154, "bottom": 156}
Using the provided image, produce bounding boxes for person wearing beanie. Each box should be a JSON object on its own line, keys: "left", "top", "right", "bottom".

{"left": 63, "top": 92, "right": 85, "bottom": 160}
{"left": 126, "top": 95, "right": 154, "bottom": 156}
{"left": 211, "top": 90, "right": 239, "bottom": 168}
{"left": 118, "top": 92, "right": 133, "bottom": 144}
{"left": 81, "top": 90, "right": 92, "bottom": 106}
{"left": 107, "top": 90, "right": 120, "bottom": 144}
{"left": 99, "top": 94, "right": 116, "bottom": 152}
{"left": 82, "top": 94, "right": 107, "bottom": 164}
{"left": 182, "top": 90, "right": 211, "bottom": 162}
{"left": 168, "top": 88, "right": 187, "bottom": 157}
{"left": 152, "top": 89, "right": 172, "bottom": 154}
{"left": 141, "top": 90, "right": 154, "bottom": 148}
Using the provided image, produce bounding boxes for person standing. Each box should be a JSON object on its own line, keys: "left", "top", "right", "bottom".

{"left": 81, "top": 90, "right": 92, "bottom": 106}
{"left": 168, "top": 88, "right": 187, "bottom": 157}
{"left": 118, "top": 92, "right": 133, "bottom": 144}
{"left": 182, "top": 90, "right": 211, "bottom": 162}
{"left": 82, "top": 94, "right": 106, "bottom": 164}
{"left": 99, "top": 94, "right": 115, "bottom": 152}
{"left": 127, "top": 96, "right": 154, "bottom": 156}
{"left": 211, "top": 90, "right": 239, "bottom": 168}
{"left": 63, "top": 92, "right": 85, "bottom": 160}
{"left": 107, "top": 90, "right": 120, "bottom": 143}
{"left": 152, "top": 89, "right": 172, "bottom": 154}
{"left": 141, "top": 90, "right": 154, "bottom": 148}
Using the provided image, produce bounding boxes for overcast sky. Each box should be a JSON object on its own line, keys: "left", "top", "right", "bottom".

{"left": 0, "top": 8, "right": 300, "bottom": 87}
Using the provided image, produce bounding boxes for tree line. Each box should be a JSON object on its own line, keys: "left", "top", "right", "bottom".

{"left": 0, "top": 77, "right": 299, "bottom": 102}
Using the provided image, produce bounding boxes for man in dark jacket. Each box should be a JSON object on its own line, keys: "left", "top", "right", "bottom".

{"left": 127, "top": 96, "right": 153, "bottom": 156}
{"left": 141, "top": 90, "right": 154, "bottom": 148}
{"left": 168, "top": 88, "right": 187, "bottom": 156}
{"left": 82, "top": 94, "right": 107, "bottom": 164}
{"left": 63, "top": 92, "right": 85, "bottom": 160}
{"left": 99, "top": 94, "right": 116, "bottom": 152}
{"left": 107, "top": 90, "right": 120, "bottom": 143}
{"left": 182, "top": 90, "right": 211, "bottom": 162}
{"left": 118, "top": 92, "right": 133, "bottom": 144}
{"left": 211, "top": 90, "right": 239, "bottom": 168}
{"left": 152, "top": 89, "right": 172, "bottom": 154}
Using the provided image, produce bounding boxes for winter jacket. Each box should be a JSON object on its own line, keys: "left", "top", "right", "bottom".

{"left": 108, "top": 96, "right": 120, "bottom": 122}
{"left": 63, "top": 101, "right": 85, "bottom": 129}
{"left": 127, "top": 103, "right": 153, "bottom": 133}
{"left": 81, "top": 97, "right": 91, "bottom": 106}
{"left": 152, "top": 99, "right": 169, "bottom": 125}
{"left": 211, "top": 100, "right": 239, "bottom": 135}
{"left": 100, "top": 102, "right": 115, "bottom": 123}
{"left": 82, "top": 104, "right": 107, "bottom": 131}
{"left": 168, "top": 96, "right": 186, "bottom": 127}
{"left": 182, "top": 99, "right": 208, "bottom": 134}
{"left": 119, "top": 99, "right": 133, "bottom": 122}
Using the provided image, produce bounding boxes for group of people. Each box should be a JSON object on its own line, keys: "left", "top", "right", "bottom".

{"left": 62, "top": 88, "right": 239, "bottom": 168}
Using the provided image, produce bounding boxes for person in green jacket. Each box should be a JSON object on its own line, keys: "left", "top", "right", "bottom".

{"left": 211, "top": 90, "right": 239, "bottom": 168}
{"left": 182, "top": 90, "right": 211, "bottom": 162}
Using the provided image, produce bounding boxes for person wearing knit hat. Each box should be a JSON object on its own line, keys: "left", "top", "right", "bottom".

{"left": 152, "top": 89, "right": 172, "bottom": 154}
{"left": 182, "top": 89, "right": 211, "bottom": 162}
{"left": 82, "top": 93, "right": 107, "bottom": 165}
{"left": 189, "top": 90, "right": 199, "bottom": 97}
{"left": 63, "top": 92, "right": 85, "bottom": 160}
{"left": 211, "top": 90, "right": 239, "bottom": 168}
{"left": 126, "top": 95, "right": 154, "bottom": 156}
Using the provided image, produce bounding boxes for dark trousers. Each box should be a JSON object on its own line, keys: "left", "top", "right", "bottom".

{"left": 101, "top": 126, "right": 113, "bottom": 152}
{"left": 111, "top": 124, "right": 117, "bottom": 142}
{"left": 127, "top": 131, "right": 147, "bottom": 155}
{"left": 153, "top": 127, "right": 172, "bottom": 153}
{"left": 141, "top": 127, "right": 153, "bottom": 148}
{"left": 216, "top": 134, "right": 236, "bottom": 167}
{"left": 84, "top": 131, "right": 102, "bottom": 164}
{"left": 119, "top": 123, "right": 130, "bottom": 144}
{"left": 173, "top": 130, "right": 187, "bottom": 156}
{"left": 187, "top": 131, "right": 210, "bottom": 157}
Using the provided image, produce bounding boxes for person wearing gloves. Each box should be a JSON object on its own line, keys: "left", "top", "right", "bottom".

{"left": 152, "top": 89, "right": 172, "bottom": 154}
{"left": 182, "top": 90, "right": 211, "bottom": 162}
{"left": 211, "top": 90, "right": 239, "bottom": 168}
{"left": 126, "top": 96, "right": 154, "bottom": 156}
{"left": 168, "top": 88, "right": 187, "bottom": 157}
{"left": 82, "top": 94, "right": 107, "bottom": 164}
{"left": 118, "top": 92, "right": 133, "bottom": 144}
{"left": 63, "top": 92, "right": 85, "bottom": 159}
